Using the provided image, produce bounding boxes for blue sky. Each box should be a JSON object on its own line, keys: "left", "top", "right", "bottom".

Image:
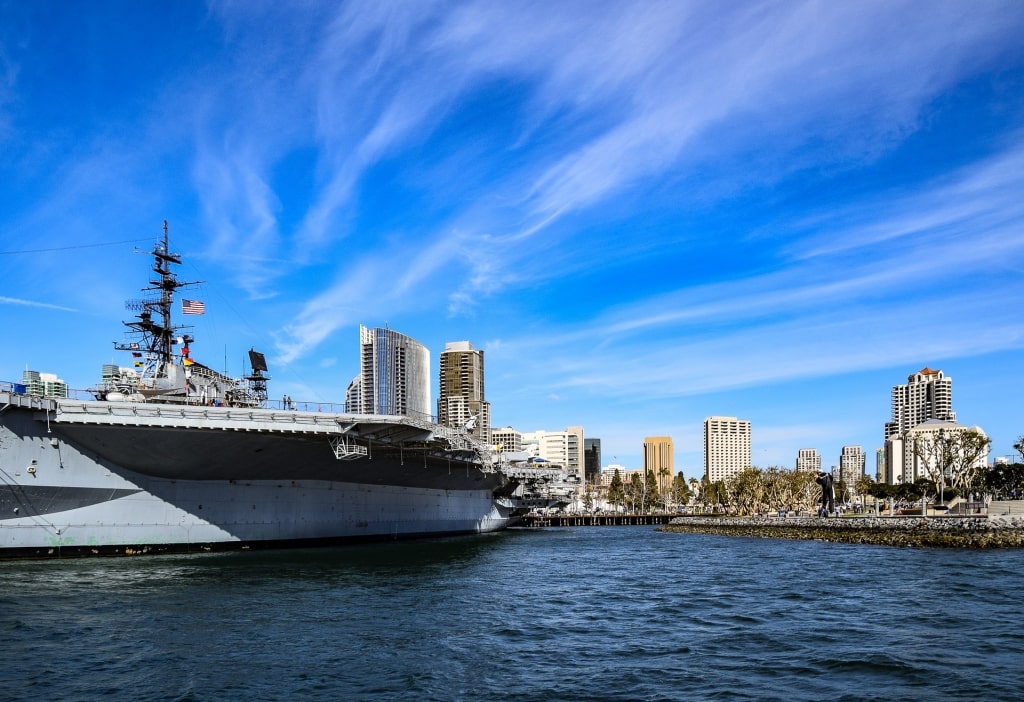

{"left": 2, "top": 1, "right": 1023, "bottom": 477}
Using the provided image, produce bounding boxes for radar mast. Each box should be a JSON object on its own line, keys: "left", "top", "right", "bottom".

{"left": 115, "top": 221, "right": 201, "bottom": 376}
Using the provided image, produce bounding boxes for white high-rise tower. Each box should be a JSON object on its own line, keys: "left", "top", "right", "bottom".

{"left": 885, "top": 367, "right": 955, "bottom": 441}
{"left": 703, "top": 416, "right": 751, "bottom": 483}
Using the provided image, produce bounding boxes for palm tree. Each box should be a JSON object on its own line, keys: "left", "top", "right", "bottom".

{"left": 658, "top": 466, "right": 671, "bottom": 510}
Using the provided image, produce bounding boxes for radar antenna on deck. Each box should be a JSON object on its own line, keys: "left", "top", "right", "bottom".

{"left": 244, "top": 348, "right": 270, "bottom": 407}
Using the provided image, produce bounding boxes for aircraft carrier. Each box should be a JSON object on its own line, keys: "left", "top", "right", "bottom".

{"left": 0, "top": 224, "right": 567, "bottom": 558}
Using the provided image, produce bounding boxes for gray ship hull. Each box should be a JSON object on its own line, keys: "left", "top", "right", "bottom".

{"left": 0, "top": 392, "right": 512, "bottom": 558}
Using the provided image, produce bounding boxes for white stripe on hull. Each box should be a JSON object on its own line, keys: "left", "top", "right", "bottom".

{"left": 0, "top": 393, "right": 511, "bottom": 557}
{"left": 1, "top": 479, "right": 510, "bottom": 552}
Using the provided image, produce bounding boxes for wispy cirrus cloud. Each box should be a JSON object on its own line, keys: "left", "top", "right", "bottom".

{"left": 0, "top": 296, "right": 77, "bottom": 313}
{"left": 789, "top": 139, "right": 1024, "bottom": 262}
{"left": 482, "top": 129, "right": 1024, "bottom": 400}
{"left": 77, "top": 0, "right": 1022, "bottom": 369}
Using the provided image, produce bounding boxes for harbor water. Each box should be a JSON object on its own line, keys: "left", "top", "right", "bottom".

{"left": 3, "top": 526, "right": 1023, "bottom": 701}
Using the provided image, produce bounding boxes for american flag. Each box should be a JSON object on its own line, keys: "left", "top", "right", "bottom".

{"left": 182, "top": 299, "right": 205, "bottom": 315}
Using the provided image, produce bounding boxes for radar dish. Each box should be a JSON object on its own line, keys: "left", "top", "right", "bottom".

{"left": 248, "top": 349, "right": 268, "bottom": 373}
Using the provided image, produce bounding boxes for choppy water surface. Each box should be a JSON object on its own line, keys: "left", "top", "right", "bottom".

{"left": 3, "top": 527, "right": 1023, "bottom": 701}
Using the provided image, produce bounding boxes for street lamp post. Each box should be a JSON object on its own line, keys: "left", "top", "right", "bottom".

{"left": 939, "top": 428, "right": 947, "bottom": 507}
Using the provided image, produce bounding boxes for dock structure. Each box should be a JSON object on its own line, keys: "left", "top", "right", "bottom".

{"left": 518, "top": 513, "right": 678, "bottom": 527}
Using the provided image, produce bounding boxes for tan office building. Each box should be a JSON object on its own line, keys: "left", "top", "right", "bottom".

{"left": 644, "top": 436, "right": 675, "bottom": 493}
{"left": 437, "top": 340, "right": 491, "bottom": 443}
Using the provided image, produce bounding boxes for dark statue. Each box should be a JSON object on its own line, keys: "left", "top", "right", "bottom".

{"left": 815, "top": 471, "right": 835, "bottom": 517}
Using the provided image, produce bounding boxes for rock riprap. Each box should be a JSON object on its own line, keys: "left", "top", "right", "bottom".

{"left": 658, "top": 515, "right": 1024, "bottom": 548}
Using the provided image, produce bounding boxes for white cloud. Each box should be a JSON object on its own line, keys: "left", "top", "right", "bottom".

{"left": 0, "top": 296, "right": 77, "bottom": 312}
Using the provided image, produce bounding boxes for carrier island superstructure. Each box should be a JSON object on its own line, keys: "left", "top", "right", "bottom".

{"left": 0, "top": 224, "right": 570, "bottom": 558}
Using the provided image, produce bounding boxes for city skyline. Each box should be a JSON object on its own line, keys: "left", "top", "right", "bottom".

{"left": 2, "top": 2, "right": 1023, "bottom": 472}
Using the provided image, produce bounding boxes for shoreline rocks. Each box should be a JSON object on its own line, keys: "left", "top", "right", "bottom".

{"left": 658, "top": 515, "right": 1024, "bottom": 548}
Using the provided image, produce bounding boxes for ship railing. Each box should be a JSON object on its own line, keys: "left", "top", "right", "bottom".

{"left": 1, "top": 380, "right": 94, "bottom": 401}
{"left": 50, "top": 398, "right": 354, "bottom": 432}
{"left": 0, "top": 388, "right": 58, "bottom": 413}
{"left": 45, "top": 399, "right": 486, "bottom": 443}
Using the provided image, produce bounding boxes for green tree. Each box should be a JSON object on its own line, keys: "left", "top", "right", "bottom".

{"left": 909, "top": 428, "right": 991, "bottom": 503}
{"left": 627, "top": 472, "right": 644, "bottom": 513}
{"left": 726, "top": 467, "right": 764, "bottom": 515}
{"left": 855, "top": 475, "right": 876, "bottom": 512}
{"left": 760, "top": 467, "right": 796, "bottom": 513}
{"left": 868, "top": 481, "right": 897, "bottom": 514}
{"left": 908, "top": 432, "right": 951, "bottom": 502}
{"left": 777, "top": 469, "right": 820, "bottom": 513}
{"left": 985, "top": 463, "right": 1024, "bottom": 499}
{"left": 896, "top": 477, "right": 936, "bottom": 512}
{"left": 948, "top": 429, "right": 992, "bottom": 496}
{"left": 894, "top": 480, "right": 921, "bottom": 504}
{"left": 607, "top": 469, "right": 625, "bottom": 510}
{"left": 671, "top": 472, "right": 693, "bottom": 508}
{"left": 644, "top": 469, "right": 659, "bottom": 512}
{"left": 700, "top": 477, "right": 727, "bottom": 512}
{"left": 1014, "top": 436, "right": 1024, "bottom": 462}
{"left": 658, "top": 466, "right": 672, "bottom": 508}
{"left": 834, "top": 478, "right": 849, "bottom": 507}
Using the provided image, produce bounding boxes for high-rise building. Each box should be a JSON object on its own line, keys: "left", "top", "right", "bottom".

{"left": 584, "top": 438, "right": 602, "bottom": 485}
{"left": 644, "top": 436, "right": 675, "bottom": 493}
{"left": 838, "top": 446, "right": 866, "bottom": 486}
{"left": 345, "top": 325, "right": 430, "bottom": 418}
{"left": 20, "top": 370, "right": 68, "bottom": 398}
{"left": 703, "top": 416, "right": 751, "bottom": 483}
{"left": 796, "top": 448, "right": 821, "bottom": 472}
{"left": 437, "top": 341, "right": 491, "bottom": 443}
{"left": 885, "top": 367, "right": 955, "bottom": 441}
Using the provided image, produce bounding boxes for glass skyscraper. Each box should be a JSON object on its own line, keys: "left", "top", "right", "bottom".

{"left": 345, "top": 325, "right": 430, "bottom": 418}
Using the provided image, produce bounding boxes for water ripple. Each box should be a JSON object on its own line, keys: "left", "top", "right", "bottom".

{"left": 3, "top": 527, "right": 1024, "bottom": 700}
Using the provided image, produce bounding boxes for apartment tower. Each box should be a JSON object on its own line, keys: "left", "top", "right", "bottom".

{"left": 885, "top": 367, "right": 955, "bottom": 441}
{"left": 882, "top": 367, "right": 957, "bottom": 484}
{"left": 795, "top": 448, "right": 821, "bottom": 472}
{"left": 703, "top": 416, "right": 751, "bottom": 483}
{"left": 437, "top": 341, "right": 491, "bottom": 443}
{"left": 838, "top": 445, "right": 866, "bottom": 486}
{"left": 345, "top": 325, "right": 431, "bottom": 418}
